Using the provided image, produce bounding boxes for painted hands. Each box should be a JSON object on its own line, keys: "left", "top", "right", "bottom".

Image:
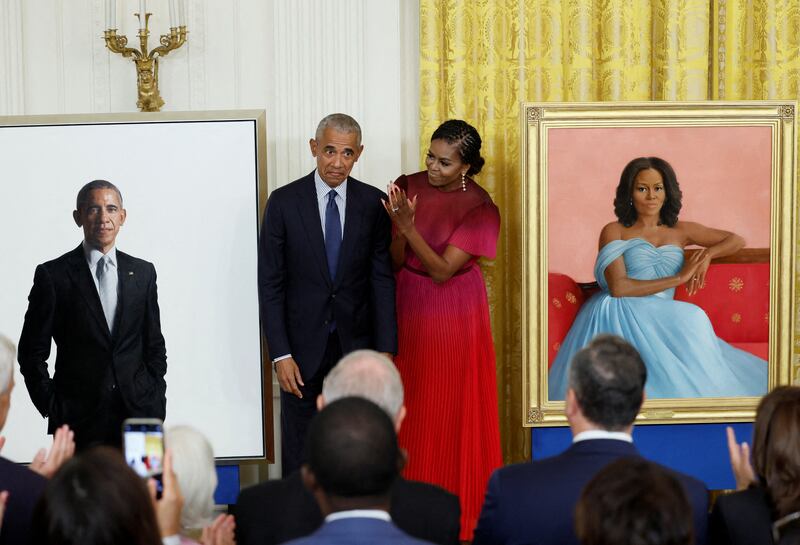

{"left": 679, "top": 249, "right": 709, "bottom": 295}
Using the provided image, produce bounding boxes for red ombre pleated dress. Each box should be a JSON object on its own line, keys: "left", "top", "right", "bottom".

{"left": 393, "top": 171, "right": 502, "bottom": 542}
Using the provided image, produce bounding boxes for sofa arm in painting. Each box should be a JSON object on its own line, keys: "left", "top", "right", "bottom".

{"left": 547, "top": 273, "right": 587, "bottom": 368}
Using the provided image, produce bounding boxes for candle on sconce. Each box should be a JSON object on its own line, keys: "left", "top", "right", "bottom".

{"left": 168, "top": 0, "right": 176, "bottom": 28}
{"left": 139, "top": 0, "right": 147, "bottom": 29}
{"left": 177, "top": 0, "right": 185, "bottom": 27}
{"left": 106, "top": 0, "right": 116, "bottom": 29}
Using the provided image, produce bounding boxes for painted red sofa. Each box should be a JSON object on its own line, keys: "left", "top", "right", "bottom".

{"left": 548, "top": 249, "right": 770, "bottom": 367}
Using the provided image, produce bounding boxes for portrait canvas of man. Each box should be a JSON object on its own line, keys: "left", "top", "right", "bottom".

{"left": 521, "top": 102, "right": 797, "bottom": 426}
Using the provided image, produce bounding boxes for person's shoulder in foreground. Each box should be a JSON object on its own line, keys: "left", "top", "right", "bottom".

{"left": 235, "top": 467, "right": 458, "bottom": 545}
{"left": 473, "top": 334, "right": 709, "bottom": 545}
{"left": 283, "top": 517, "right": 435, "bottom": 545}
{"left": 0, "top": 455, "right": 48, "bottom": 545}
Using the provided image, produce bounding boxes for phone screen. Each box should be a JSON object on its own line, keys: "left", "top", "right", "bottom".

{"left": 123, "top": 420, "right": 164, "bottom": 479}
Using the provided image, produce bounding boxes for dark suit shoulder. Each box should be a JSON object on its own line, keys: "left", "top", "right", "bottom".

{"left": 270, "top": 173, "right": 316, "bottom": 198}
{"left": 710, "top": 487, "right": 772, "bottom": 545}
{"left": 391, "top": 478, "right": 460, "bottom": 545}
{"left": 0, "top": 457, "right": 47, "bottom": 545}
{"left": 116, "top": 250, "right": 156, "bottom": 271}
{"left": 0, "top": 456, "right": 47, "bottom": 489}
{"left": 346, "top": 177, "right": 387, "bottom": 199}
{"left": 393, "top": 477, "right": 459, "bottom": 506}
{"left": 39, "top": 245, "right": 84, "bottom": 269}
{"left": 235, "top": 472, "right": 322, "bottom": 545}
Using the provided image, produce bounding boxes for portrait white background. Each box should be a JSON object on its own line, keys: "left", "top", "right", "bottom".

{"left": 0, "top": 115, "right": 265, "bottom": 461}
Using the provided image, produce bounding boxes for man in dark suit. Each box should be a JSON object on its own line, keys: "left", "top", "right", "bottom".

{"left": 18, "top": 180, "right": 167, "bottom": 451}
{"left": 0, "top": 333, "right": 75, "bottom": 545}
{"left": 282, "top": 396, "right": 435, "bottom": 545}
{"left": 472, "top": 335, "right": 709, "bottom": 545}
{"left": 235, "top": 350, "right": 460, "bottom": 545}
{"left": 258, "top": 113, "right": 397, "bottom": 475}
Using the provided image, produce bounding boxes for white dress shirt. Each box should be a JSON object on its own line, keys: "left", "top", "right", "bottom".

{"left": 573, "top": 429, "right": 633, "bottom": 443}
{"left": 325, "top": 509, "right": 392, "bottom": 523}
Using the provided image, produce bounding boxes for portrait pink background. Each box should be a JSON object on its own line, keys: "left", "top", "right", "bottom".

{"left": 547, "top": 126, "right": 772, "bottom": 281}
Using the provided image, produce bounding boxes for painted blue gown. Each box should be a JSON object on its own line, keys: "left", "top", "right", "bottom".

{"left": 548, "top": 238, "right": 768, "bottom": 400}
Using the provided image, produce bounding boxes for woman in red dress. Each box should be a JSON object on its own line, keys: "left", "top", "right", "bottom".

{"left": 383, "top": 119, "right": 502, "bottom": 541}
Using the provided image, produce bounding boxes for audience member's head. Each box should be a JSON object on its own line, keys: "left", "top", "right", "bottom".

{"left": 165, "top": 425, "right": 217, "bottom": 531}
{"left": 302, "top": 397, "right": 401, "bottom": 515}
{"left": 32, "top": 446, "right": 162, "bottom": 545}
{"left": 0, "top": 334, "right": 16, "bottom": 430}
{"left": 320, "top": 349, "right": 406, "bottom": 428}
{"left": 567, "top": 334, "right": 647, "bottom": 432}
{"left": 575, "top": 458, "right": 693, "bottom": 545}
{"left": 750, "top": 386, "right": 800, "bottom": 518}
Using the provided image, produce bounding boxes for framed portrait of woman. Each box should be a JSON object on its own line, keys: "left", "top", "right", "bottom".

{"left": 521, "top": 101, "right": 797, "bottom": 426}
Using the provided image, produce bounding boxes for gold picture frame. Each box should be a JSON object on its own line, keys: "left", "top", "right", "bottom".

{"left": 521, "top": 101, "right": 797, "bottom": 427}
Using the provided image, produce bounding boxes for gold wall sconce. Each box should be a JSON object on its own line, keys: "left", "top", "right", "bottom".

{"left": 103, "top": 0, "right": 187, "bottom": 112}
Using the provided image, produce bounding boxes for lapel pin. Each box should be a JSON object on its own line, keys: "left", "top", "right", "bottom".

{"left": 128, "top": 271, "right": 134, "bottom": 276}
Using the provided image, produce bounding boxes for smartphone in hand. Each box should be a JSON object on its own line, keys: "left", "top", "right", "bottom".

{"left": 122, "top": 418, "right": 164, "bottom": 495}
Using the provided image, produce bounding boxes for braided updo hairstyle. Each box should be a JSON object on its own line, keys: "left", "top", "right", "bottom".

{"left": 430, "top": 120, "right": 486, "bottom": 175}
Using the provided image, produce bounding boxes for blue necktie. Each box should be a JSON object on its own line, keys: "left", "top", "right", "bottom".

{"left": 325, "top": 189, "right": 342, "bottom": 280}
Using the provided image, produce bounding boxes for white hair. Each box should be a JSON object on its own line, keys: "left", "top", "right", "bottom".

{"left": 322, "top": 349, "right": 404, "bottom": 419}
{"left": 0, "top": 334, "right": 16, "bottom": 394}
{"left": 165, "top": 426, "right": 216, "bottom": 530}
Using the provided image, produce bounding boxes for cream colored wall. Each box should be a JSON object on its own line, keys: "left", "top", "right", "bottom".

{"left": 0, "top": 0, "right": 421, "bottom": 188}
{"left": 0, "top": 0, "right": 420, "bottom": 480}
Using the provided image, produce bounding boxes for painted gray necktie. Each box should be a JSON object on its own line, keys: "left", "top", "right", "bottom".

{"left": 96, "top": 255, "right": 117, "bottom": 333}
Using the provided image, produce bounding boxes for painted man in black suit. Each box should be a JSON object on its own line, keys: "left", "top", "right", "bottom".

{"left": 473, "top": 335, "right": 710, "bottom": 545}
{"left": 18, "top": 180, "right": 167, "bottom": 451}
{"left": 235, "top": 350, "right": 459, "bottom": 545}
{"left": 258, "top": 113, "right": 397, "bottom": 475}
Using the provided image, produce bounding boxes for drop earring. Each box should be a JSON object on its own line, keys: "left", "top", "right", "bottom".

{"left": 461, "top": 172, "right": 467, "bottom": 192}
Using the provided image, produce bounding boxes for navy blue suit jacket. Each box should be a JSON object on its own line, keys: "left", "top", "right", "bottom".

{"left": 18, "top": 246, "right": 167, "bottom": 435}
{"left": 258, "top": 173, "right": 397, "bottom": 378}
{"left": 283, "top": 517, "right": 435, "bottom": 545}
{"left": 0, "top": 456, "right": 47, "bottom": 545}
{"left": 472, "top": 439, "right": 709, "bottom": 545}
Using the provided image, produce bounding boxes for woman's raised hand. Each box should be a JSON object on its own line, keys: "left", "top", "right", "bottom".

{"left": 382, "top": 182, "right": 417, "bottom": 233}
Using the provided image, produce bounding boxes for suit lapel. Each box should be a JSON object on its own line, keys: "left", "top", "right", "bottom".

{"left": 115, "top": 251, "right": 138, "bottom": 340}
{"left": 65, "top": 245, "right": 111, "bottom": 338}
{"left": 335, "top": 179, "right": 365, "bottom": 286}
{"left": 296, "top": 174, "right": 333, "bottom": 286}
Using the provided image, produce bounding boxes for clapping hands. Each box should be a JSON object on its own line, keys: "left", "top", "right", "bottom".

{"left": 726, "top": 426, "right": 756, "bottom": 490}
{"left": 382, "top": 182, "right": 417, "bottom": 233}
{"left": 29, "top": 425, "right": 75, "bottom": 478}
